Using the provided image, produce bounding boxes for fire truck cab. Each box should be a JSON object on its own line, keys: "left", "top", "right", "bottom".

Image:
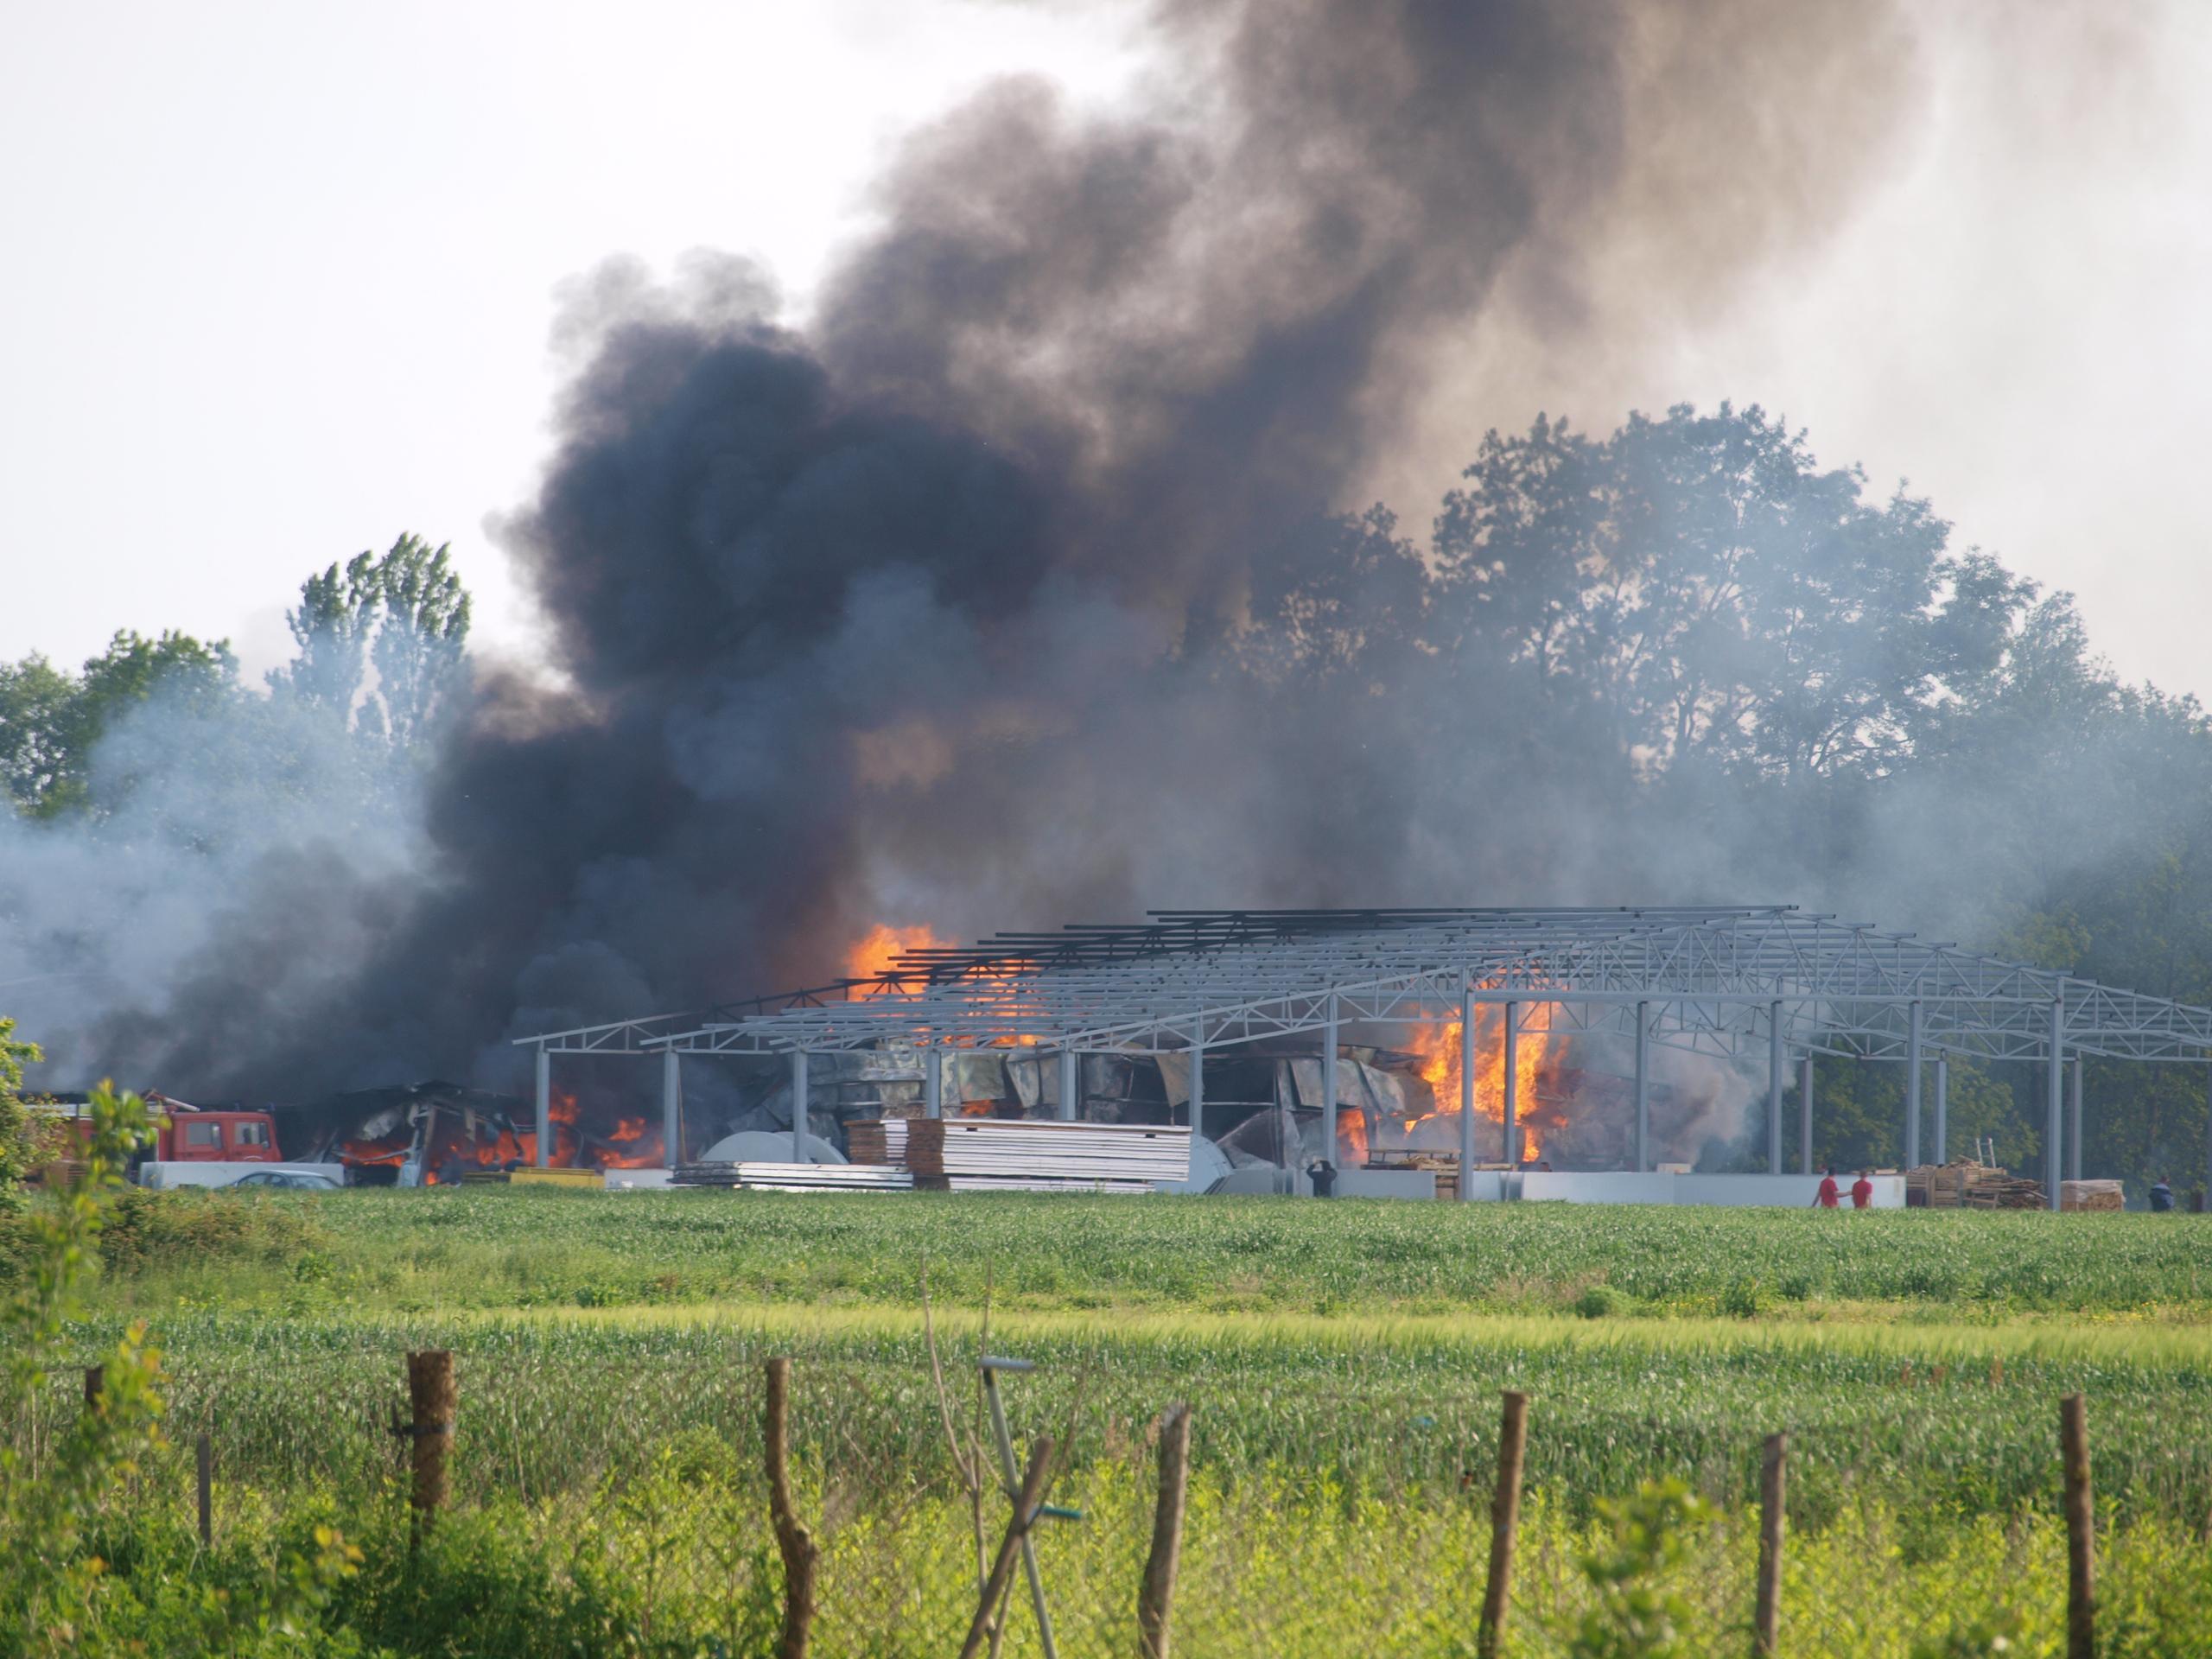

{"left": 156, "top": 1109, "right": 281, "bottom": 1162}
{"left": 35, "top": 1094, "right": 308, "bottom": 1187}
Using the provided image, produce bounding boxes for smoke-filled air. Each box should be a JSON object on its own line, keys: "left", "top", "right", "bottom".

{"left": 4, "top": 0, "right": 2207, "bottom": 1175}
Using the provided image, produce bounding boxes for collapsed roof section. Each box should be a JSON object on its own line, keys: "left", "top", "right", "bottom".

{"left": 522, "top": 906, "right": 2212, "bottom": 1067}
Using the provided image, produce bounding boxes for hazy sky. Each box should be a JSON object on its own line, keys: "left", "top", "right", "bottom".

{"left": 5, "top": 1, "right": 2209, "bottom": 696}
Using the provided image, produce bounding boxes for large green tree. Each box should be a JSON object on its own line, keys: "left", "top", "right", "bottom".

{"left": 1241, "top": 404, "right": 2212, "bottom": 1190}
{"left": 3, "top": 533, "right": 471, "bottom": 824}
{"left": 0, "top": 631, "right": 236, "bottom": 817}
{"left": 1427, "top": 404, "right": 2033, "bottom": 781}
{"left": 267, "top": 532, "right": 473, "bottom": 745}
{"left": 0, "top": 1015, "right": 38, "bottom": 1191}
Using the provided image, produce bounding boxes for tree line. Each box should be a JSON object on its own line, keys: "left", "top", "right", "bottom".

{"left": 0, "top": 534, "right": 469, "bottom": 820}
{"left": 5, "top": 407, "right": 2211, "bottom": 1192}
{"left": 1230, "top": 404, "right": 2212, "bottom": 1192}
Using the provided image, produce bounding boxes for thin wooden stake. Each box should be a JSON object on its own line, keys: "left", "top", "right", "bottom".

{"left": 765, "top": 1357, "right": 820, "bottom": 1659}
{"left": 1477, "top": 1389, "right": 1529, "bottom": 1659}
{"left": 196, "top": 1431, "right": 213, "bottom": 1548}
{"left": 1754, "top": 1433, "right": 1787, "bottom": 1656}
{"left": 2060, "top": 1394, "right": 2094, "bottom": 1659}
{"left": 1138, "top": 1404, "right": 1193, "bottom": 1659}
{"left": 962, "top": 1438, "right": 1056, "bottom": 1659}
{"left": 405, "top": 1349, "right": 454, "bottom": 1533}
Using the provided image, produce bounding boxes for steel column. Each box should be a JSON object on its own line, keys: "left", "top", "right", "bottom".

{"left": 1189, "top": 1031, "right": 1204, "bottom": 1135}
{"left": 1058, "top": 1047, "right": 1079, "bottom": 1122}
{"left": 1321, "top": 1001, "right": 1338, "bottom": 1173}
{"left": 533, "top": 1046, "right": 550, "bottom": 1169}
{"left": 1457, "top": 986, "right": 1476, "bottom": 1200}
{"left": 2204, "top": 1064, "right": 2212, "bottom": 1213}
{"left": 1933, "top": 1058, "right": 1948, "bottom": 1166}
{"left": 925, "top": 1046, "right": 943, "bottom": 1120}
{"left": 1634, "top": 1000, "right": 1651, "bottom": 1173}
{"left": 1767, "top": 1000, "right": 1784, "bottom": 1175}
{"left": 1799, "top": 1053, "right": 1814, "bottom": 1175}
{"left": 2068, "top": 1056, "right": 2083, "bottom": 1182}
{"left": 2045, "top": 1000, "right": 2065, "bottom": 1211}
{"left": 660, "top": 1047, "right": 681, "bottom": 1169}
{"left": 791, "top": 1049, "right": 810, "bottom": 1164}
{"left": 1503, "top": 1000, "right": 1521, "bottom": 1167}
{"left": 1904, "top": 1000, "right": 1923, "bottom": 1170}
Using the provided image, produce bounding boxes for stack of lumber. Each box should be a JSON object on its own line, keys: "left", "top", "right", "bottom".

{"left": 1907, "top": 1160, "right": 2046, "bottom": 1210}
{"left": 844, "top": 1119, "right": 909, "bottom": 1166}
{"left": 671, "top": 1161, "right": 912, "bottom": 1193}
{"left": 900, "top": 1118, "right": 1189, "bottom": 1193}
{"left": 2061, "top": 1179, "right": 2126, "bottom": 1212}
{"left": 1371, "top": 1150, "right": 1462, "bottom": 1202}
{"left": 511, "top": 1167, "right": 603, "bottom": 1190}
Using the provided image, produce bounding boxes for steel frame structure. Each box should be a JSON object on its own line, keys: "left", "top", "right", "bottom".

{"left": 517, "top": 906, "right": 2212, "bottom": 1208}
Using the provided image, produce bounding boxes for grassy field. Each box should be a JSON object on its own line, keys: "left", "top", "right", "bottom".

{"left": 22, "top": 1187, "right": 2212, "bottom": 1655}
{"left": 79, "top": 1184, "right": 2212, "bottom": 1319}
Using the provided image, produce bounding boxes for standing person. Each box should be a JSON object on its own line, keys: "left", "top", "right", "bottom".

{"left": 1307, "top": 1160, "right": 1337, "bottom": 1199}
{"left": 1850, "top": 1169, "right": 1874, "bottom": 1210}
{"left": 2150, "top": 1173, "right": 2175, "bottom": 1212}
{"left": 1814, "top": 1166, "right": 1840, "bottom": 1208}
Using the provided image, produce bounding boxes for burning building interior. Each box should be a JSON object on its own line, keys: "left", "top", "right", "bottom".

{"left": 15, "top": 3, "right": 2211, "bottom": 1216}
{"left": 462, "top": 906, "right": 2212, "bottom": 1210}
{"left": 288, "top": 1031, "right": 1694, "bottom": 1192}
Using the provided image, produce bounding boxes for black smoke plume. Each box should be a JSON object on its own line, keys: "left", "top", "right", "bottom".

{"left": 14, "top": 0, "right": 1932, "bottom": 1098}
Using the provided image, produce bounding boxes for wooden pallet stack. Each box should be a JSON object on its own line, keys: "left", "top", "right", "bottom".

{"left": 1907, "top": 1160, "right": 2048, "bottom": 1209}
{"left": 896, "top": 1118, "right": 1190, "bottom": 1192}
{"left": 843, "top": 1119, "right": 909, "bottom": 1166}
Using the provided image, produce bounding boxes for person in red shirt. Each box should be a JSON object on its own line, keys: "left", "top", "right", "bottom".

{"left": 1851, "top": 1170, "right": 1875, "bottom": 1210}
{"left": 1814, "top": 1166, "right": 1840, "bottom": 1208}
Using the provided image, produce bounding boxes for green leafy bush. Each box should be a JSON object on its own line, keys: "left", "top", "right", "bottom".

{"left": 1563, "top": 1478, "right": 1714, "bottom": 1658}
{"left": 1575, "top": 1284, "right": 1637, "bottom": 1319}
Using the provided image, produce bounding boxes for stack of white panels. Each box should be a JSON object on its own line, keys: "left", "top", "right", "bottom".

{"left": 674, "top": 1162, "right": 913, "bottom": 1192}
{"left": 906, "top": 1120, "right": 1189, "bottom": 1192}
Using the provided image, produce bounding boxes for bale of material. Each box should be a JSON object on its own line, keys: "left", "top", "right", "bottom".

{"left": 510, "top": 1167, "right": 604, "bottom": 1189}
{"left": 2061, "top": 1179, "right": 2126, "bottom": 1213}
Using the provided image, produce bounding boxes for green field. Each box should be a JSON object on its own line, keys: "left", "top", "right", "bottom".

{"left": 82, "top": 1184, "right": 2212, "bottom": 1319}
{"left": 21, "top": 1188, "right": 2212, "bottom": 1656}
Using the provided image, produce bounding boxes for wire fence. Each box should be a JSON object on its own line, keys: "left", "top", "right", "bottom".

{"left": 22, "top": 1344, "right": 2209, "bottom": 1656}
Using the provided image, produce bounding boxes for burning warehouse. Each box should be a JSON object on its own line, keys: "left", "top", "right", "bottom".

{"left": 296, "top": 1081, "right": 659, "bottom": 1185}
{"left": 514, "top": 906, "right": 2212, "bottom": 1210}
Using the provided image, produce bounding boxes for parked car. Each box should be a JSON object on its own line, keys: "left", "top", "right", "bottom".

{"left": 228, "top": 1168, "right": 343, "bottom": 1191}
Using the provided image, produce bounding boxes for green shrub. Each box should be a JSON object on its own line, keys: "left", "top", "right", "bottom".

{"left": 0, "top": 1185, "right": 334, "bottom": 1282}
{"left": 1564, "top": 1478, "right": 1714, "bottom": 1658}
{"left": 1575, "top": 1284, "right": 1637, "bottom": 1319}
{"left": 1719, "top": 1278, "right": 1765, "bottom": 1319}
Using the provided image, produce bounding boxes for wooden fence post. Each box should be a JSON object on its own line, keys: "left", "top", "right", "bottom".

{"left": 1477, "top": 1389, "right": 1530, "bottom": 1659}
{"left": 1754, "top": 1433, "right": 1787, "bottom": 1656}
{"left": 405, "top": 1350, "right": 454, "bottom": 1534}
{"left": 961, "top": 1438, "right": 1056, "bottom": 1659}
{"left": 764, "top": 1357, "right": 820, "bottom": 1659}
{"left": 1139, "top": 1404, "right": 1193, "bottom": 1659}
{"left": 196, "top": 1430, "right": 213, "bottom": 1548}
{"left": 2060, "top": 1394, "right": 2094, "bottom": 1659}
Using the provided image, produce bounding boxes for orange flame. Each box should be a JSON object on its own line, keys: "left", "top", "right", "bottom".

{"left": 846, "top": 923, "right": 947, "bottom": 988}
{"left": 1413, "top": 1005, "right": 1552, "bottom": 1160}
{"left": 1336, "top": 1104, "right": 1370, "bottom": 1165}
{"left": 597, "top": 1113, "right": 663, "bottom": 1169}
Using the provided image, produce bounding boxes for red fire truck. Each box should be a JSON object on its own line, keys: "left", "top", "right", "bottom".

{"left": 36, "top": 1093, "right": 315, "bottom": 1186}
